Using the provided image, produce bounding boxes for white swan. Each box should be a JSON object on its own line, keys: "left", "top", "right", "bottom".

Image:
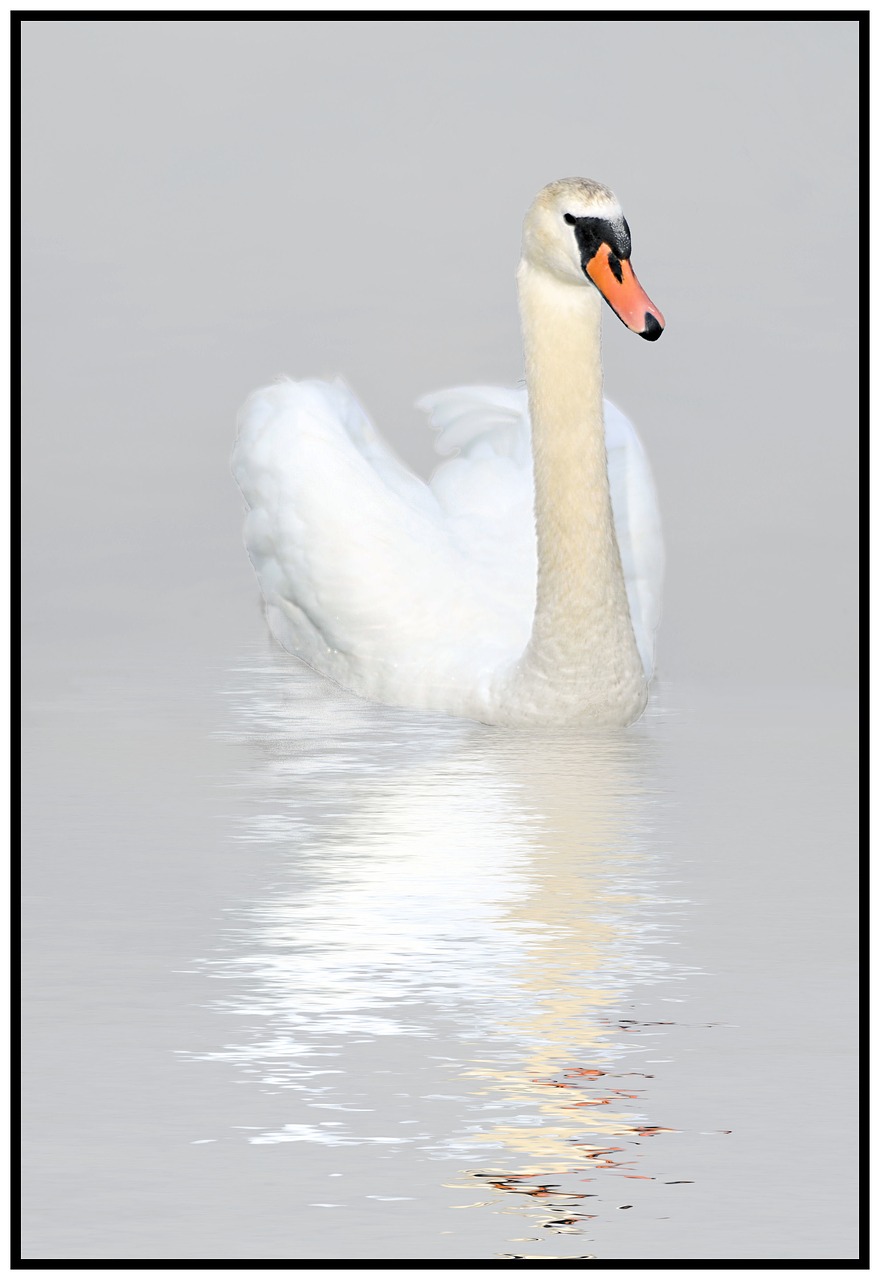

{"left": 233, "top": 178, "right": 665, "bottom": 728}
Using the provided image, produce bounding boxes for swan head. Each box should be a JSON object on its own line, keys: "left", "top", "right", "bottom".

{"left": 522, "top": 178, "right": 665, "bottom": 340}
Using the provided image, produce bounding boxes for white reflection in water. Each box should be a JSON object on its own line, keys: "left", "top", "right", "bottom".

{"left": 193, "top": 649, "right": 699, "bottom": 1250}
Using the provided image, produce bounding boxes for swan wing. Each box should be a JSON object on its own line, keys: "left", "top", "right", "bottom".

{"left": 419, "top": 384, "right": 531, "bottom": 466}
{"left": 602, "top": 400, "right": 665, "bottom": 677}
{"left": 231, "top": 379, "right": 523, "bottom": 703}
{"left": 415, "top": 386, "right": 536, "bottom": 628}
{"left": 417, "top": 386, "right": 664, "bottom": 676}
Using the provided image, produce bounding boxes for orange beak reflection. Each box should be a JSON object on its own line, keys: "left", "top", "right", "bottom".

{"left": 586, "top": 243, "right": 665, "bottom": 340}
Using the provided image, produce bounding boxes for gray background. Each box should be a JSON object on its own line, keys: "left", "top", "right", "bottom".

{"left": 21, "top": 18, "right": 860, "bottom": 1263}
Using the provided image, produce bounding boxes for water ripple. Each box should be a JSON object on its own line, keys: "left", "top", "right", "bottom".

{"left": 182, "top": 649, "right": 702, "bottom": 1254}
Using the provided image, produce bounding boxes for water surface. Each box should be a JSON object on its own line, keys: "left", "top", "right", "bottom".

{"left": 22, "top": 644, "right": 859, "bottom": 1261}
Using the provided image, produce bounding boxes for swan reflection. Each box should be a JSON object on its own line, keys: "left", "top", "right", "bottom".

{"left": 196, "top": 649, "right": 695, "bottom": 1252}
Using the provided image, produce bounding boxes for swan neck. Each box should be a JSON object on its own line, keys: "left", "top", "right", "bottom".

{"left": 512, "top": 260, "right": 646, "bottom": 721}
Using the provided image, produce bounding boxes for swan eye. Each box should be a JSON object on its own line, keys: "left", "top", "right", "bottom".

{"left": 563, "top": 213, "right": 577, "bottom": 225}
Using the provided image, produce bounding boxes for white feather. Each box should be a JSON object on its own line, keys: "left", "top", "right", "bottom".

{"left": 232, "top": 377, "right": 663, "bottom": 716}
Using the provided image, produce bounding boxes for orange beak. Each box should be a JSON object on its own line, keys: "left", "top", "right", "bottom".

{"left": 586, "top": 243, "right": 665, "bottom": 341}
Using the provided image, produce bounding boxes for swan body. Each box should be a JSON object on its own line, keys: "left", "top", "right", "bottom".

{"left": 233, "top": 178, "right": 665, "bottom": 727}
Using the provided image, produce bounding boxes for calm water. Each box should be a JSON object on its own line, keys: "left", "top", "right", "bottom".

{"left": 21, "top": 640, "right": 859, "bottom": 1261}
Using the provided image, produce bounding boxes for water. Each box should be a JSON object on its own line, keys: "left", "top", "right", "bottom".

{"left": 21, "top": 642, "right": 859, "bottom": 1261}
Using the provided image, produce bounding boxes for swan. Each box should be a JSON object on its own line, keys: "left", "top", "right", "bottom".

{"left": 232, "top": 177, "right": 665, "bottom": 728}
